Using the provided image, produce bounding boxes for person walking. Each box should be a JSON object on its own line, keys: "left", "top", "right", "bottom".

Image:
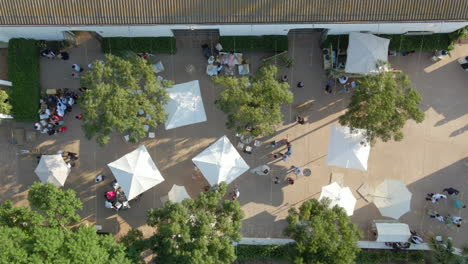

{"left": 426, "top": 193, "right": 447, "bottom": 203}
{"left": 297, "top": 81, "right": 304, "bottom": 88}
{"left": 250, "top": 165, "right": 270, "bottom": 176}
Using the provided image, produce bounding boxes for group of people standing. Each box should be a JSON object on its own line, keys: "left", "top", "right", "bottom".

{"left": 35, "top": 89, "right": 80, "bottom": 136}
{"left": 426, "top": 187, "right": 465, "bottom": 227}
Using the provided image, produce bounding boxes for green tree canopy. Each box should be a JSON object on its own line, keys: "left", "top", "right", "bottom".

{"left": 339, "top": 71, "right": 425, "bottom": 144}
{"left": 213, "top": 65, "right": 293, "bottom": 137}
{"left": 0, "top": 183, "right": 131, "bottom": 264}
{"left": 146, "top": 182, "right": 244, "bottom": 264}
{"left": 0, "top": 90, "right": 12, "bottom": 114}
{"left": 285, "top": 199, "right": 361, "bottom": 264}
{"left": 28, "top": 182, "right": 82, "bottom": 228}
{"left": 80, "top": 54, "right": 171, "bottom": 145}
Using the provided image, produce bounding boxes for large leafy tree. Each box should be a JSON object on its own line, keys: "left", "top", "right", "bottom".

{"left": 285, "top": 199, "right": 361, "bottom": 264}
{"left": 339, "top": 71, "right": 424, "bottom": 144}
{"left": 213, "top": 65, "right": 293, "bottom": 137}
{"left": 0, "top": 183, "right": 131, "bottom": 264}
{"left": 28, "top": 182, "right": 82, "bottom": 228}
{"left": 80, "top": 54, "right": 171, "bottom": 145}
{"left": 146, "top": 182, "right": 244, "bottom": 263}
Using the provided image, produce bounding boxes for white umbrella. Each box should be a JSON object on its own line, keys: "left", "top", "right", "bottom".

{"left": 164, "top": 80, "right": 207, "bottom": 130}
{"left": 373, "top": 179, "right": 412, "bottom": 219}
{"left": 107, "top": 145, "right": 165, "bottom": 200}
{"left": 167, "top": 184, "right": 191, "bottom": 203}
{"left": 345, "top": 32, "right": 390, "bottom": 74}
{"left": 326, "top": 125, "right": 370, "bottom": 171}
{"left": 34, "top": 154, "right": 70, "bottom": 187}
{"left": 192, "top": 136, "right": 250, "bottom": 186}
{"left": 319, "top": 182, "right": 357, "bottom": 216}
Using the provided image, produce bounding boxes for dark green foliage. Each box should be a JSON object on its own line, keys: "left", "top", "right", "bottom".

{"left": 213, "top": 65, "right": 293, "bottom": 137}
{"left": 339, "top": 71, "right": 425, "bottom": 144}
{"left": 220, "top": 35, "right": 288, "bottom": 52}
{"left": 285, "top": 199, "right": 361, "bottom": 264}
{"left": 236, "top": 244, "right": 294, "bottom": 261}
{"left": 7, "top": 38, "right": 40, "bottom": 121}
{"left": 356, "top": 249, "right": 425, "bottom": 264}
{"left": 119, "top": 228, "right": 151, "bottom": 264}
{"left": 146, "top": 182, "right": 244, "bottom": 264}
{"left": 28, "top": 182, "right": 83, "bottom": 228}
{"left": 429, "top": 237, "right": 465, "bottom": 264}
{"left": 102, "top": 37, "right": 177, "bottom": 55}
{"left": 0, "top": 184, "right": 131, "bottom": 264}
{"left": 322, "top": 33, "right": 457, "bottom": 51}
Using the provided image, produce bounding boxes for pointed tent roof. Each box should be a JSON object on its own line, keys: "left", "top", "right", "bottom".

{"left": 326, "top": 125, "right": 370, "bottom": 171}
{"left": 168, "top": 184, "right": 191, "bottom": 203}
{"left": 164, "top": 80, "right": 207, "bottom": 130}
{"left": 319, "top": 182, "right": 357, "bottom": 216}
{"left": 345, "top": 32, "right": 390, "bottom": 74}
{"left": 373, "top": 179, "right": 412, "bottom": 219}
{"left": 34, "top": 154, "right": 70, "bottom": 187}
{"left": 192, "top": 136, "right": 250, "bottom": 186}
{"left": 107, "top": 145, "right": 165, "bottom": 200}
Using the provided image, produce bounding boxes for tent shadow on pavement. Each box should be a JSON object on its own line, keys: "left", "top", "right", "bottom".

{"left": 351, "top": 158, "right": 467, "bottom": 247}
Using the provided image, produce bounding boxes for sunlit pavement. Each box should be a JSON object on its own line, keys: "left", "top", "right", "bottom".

{"left": 0, "top": 33, "right": 467, "bottom": 247}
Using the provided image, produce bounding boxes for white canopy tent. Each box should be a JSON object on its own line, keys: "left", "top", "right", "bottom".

{"left": 375, "top": 223, "right": 411, "bottom": 242}
{"left": 345, "top": 32, "right": 390, "bottom": 74}
{"left": 167, "top": 184, "right": 191, "bottom": 203}
{"left": 326, "top": 125, "right": 370, "bottom": 171}
{"left": 319, "top": 182, "right": 357, "bottom": 216}
{"left": 107, "top": 145, "right": 165, "bottom": 200}
{"left": 164, "top": 80, "right": 207, "bottom": 130}
{"left": 34, "top": 154, "right": 70, "bottom": 187}
{"left": 373, "top": 179, "right": 412, "bottom": 219}
{"left": 192, "top": 136, "right": 250, "bottom": 186}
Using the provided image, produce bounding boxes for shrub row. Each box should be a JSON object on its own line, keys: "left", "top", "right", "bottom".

{"left": 236, "top": 244, "right": 427, "bottom": 263}
{"left": 7, "top": 38, "right": 40, "bottom": 121}
{"left": 219, "top": 35, "right": 288, "bottom": 52}
{"left": 102, "top": 37, "right": 177, "bottom": 55}
{"left": 236, "top": 244, "right": 293, "bottom": 261}
{"left": 322, "top": 33, "right": 456, "bottom": 51}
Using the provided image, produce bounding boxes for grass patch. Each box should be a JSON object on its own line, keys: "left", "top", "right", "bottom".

{"left": 7, "top": 38, "right": 40, "bottom": 121}
{"left": 102, "top": 37, "right": 177, "bottom": 55}
{"left": 220, "top": 35, "right": 288, "bottom": 52}
{"left": 322, "top": 33, "right": 458, "bottom": 51}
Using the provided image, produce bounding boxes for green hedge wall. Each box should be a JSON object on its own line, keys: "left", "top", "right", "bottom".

{"left": 236, "top": 244, "right": 427, "bottom": 263}
{"left": 101, "top": 37, "right": 177, "bottom": 55}
{"left": 236, "top": 244, "right": 293, "bottom": 261}
{"left": 219, "top": 35, "right": 288, "bottom": 52}
{"left": 322, "top": 33, "right": 455, "bottom": 51}
{"left": 7, "top": 39, "right": 40, "bottom": 121}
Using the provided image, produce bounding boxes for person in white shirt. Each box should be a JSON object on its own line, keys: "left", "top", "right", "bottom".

{"left": 105, "top": 200, "right": 113, "bottom": 209}
{"left": 72, "top": 64, "right": 83, "bottom": 72}
{"left": 250, "top": 165, "right": 270, "bottom": 175}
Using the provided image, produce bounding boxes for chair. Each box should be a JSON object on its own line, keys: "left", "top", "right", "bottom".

{"left": 148, "top": 132, "right": 155, "bottom": 138}
{"left": 253, "top": 140, "right": 261, "bottom": 147}
{"left": 152, "top": 61, "right": 165, "bottom": 73}
{"left": 237, "top": 142, "right": 244, "bottom": 150}
{"left": 244, "top": 146, "right": 252, "bottom": 154}
{"left": 143, "top": 125, "right": 150, "bottom": 131}
{"left": 123, "top": 135, "right": 130, "bottom": 142}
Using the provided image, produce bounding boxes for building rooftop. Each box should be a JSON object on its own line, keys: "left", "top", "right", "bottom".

{"left": 0, "top": 0, "right": 467, "bottom": 26}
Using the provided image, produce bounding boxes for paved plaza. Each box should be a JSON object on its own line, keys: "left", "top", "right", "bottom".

{"left": 0, "top": 32, "right": 467, "bottom": 247}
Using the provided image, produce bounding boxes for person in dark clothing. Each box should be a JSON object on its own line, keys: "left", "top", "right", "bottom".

{"left": 443, "top": 187, "right": 459, "bottom": 196}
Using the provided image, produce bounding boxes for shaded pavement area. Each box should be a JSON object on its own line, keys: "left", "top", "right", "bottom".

{"left": 0, "top": 32, "right": 467, "bottom": 247}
